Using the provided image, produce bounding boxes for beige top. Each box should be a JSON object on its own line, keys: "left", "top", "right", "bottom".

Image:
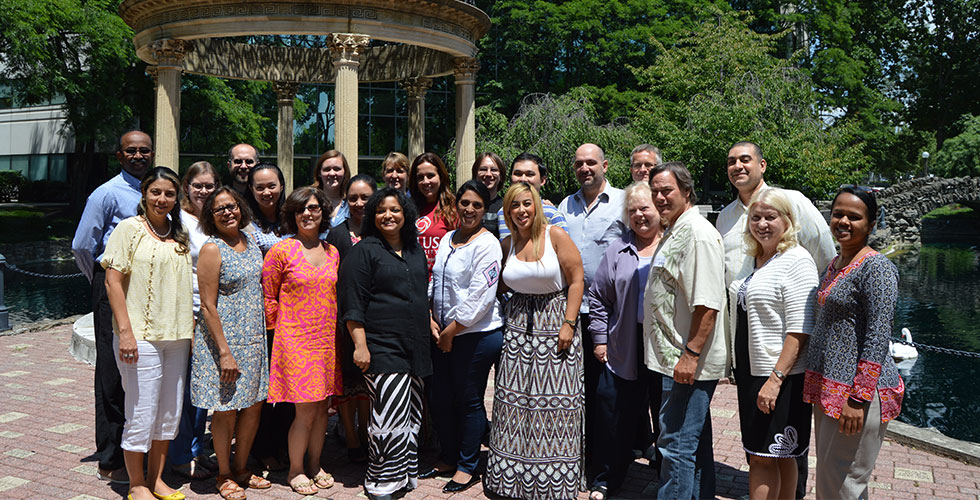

{"left": 643, "top": 207, "right": 729, "bottom": 381}
{"left": 101, "top": 216, "right": 194, "bottom": 341}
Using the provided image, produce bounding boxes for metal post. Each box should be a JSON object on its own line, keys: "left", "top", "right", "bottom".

{"left": 0, "top": 253, "right": 10, "bottom": 331}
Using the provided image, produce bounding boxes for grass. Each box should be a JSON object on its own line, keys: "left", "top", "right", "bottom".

{"left": 0, "top": 208, "right": 76, "bottom": 244}
{"left": 921, "top": 204, "right": 977, "bottom": 220}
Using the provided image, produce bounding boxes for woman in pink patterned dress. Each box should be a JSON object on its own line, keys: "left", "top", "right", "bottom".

{"left": 262, "top": 186, "right": 343, "bottom": 496}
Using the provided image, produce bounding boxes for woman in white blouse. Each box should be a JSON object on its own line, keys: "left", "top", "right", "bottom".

{"left": 727, "top": 188, "right": 818, "bottom": 500}
{"left": 422, "top": 180, "right": 504, "bottom": 494}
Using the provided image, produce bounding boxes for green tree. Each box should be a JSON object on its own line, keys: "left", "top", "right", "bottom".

{"left": 471, "top": 91, "right": 641, "bottom": 201}
{"left": 932, "top": 114, "right": 980, "bottom": 177}
{"left": 0, "top": 0, "right": 152, "bottom": 210}
{"left": 631, "top": 9, "right": 866, "bottom": 199}
{"left": 475, "top": 0, "right": 729, "bottom": 121}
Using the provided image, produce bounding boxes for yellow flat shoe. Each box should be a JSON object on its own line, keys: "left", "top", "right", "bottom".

{"left": 152, "top": 491, "right": 186, "bottom": 500}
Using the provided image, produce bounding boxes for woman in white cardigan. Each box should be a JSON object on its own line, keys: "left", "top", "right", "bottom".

{"left": 728, "top": 188, "right": 819, "bottom": 500}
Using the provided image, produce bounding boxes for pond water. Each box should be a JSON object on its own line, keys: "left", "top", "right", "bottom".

{"left": 892, "top": 244, "right": 980, "bottom": 444}
{"left": 3, "top": 259, "right": 89, "bottom": 325}
{"left": 4, "top": 245, "right": 980, "bottom": 443}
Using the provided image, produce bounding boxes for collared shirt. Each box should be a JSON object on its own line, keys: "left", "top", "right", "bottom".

{"left": 643, "top": 207, "right": 729, "bottom": 381}
{"left": 496, "top": 203, "right": 568, "bottom": 240}
{"left": 339, "top": 236, "right": 432, "bottom": 377}
{"left": 715, "top": 183, "right": 836, "bottom": 286}
{"left": 71, "top": 170, "right": 143, "bottom": 282}
{"left": 429, "top": 230, "right": 503, "bottom": 336}
{"left": 587, "top": 231, "right": 645, "bottom": 380}
{"left": 558, "top": 180, "right": 626, "bottom": 312}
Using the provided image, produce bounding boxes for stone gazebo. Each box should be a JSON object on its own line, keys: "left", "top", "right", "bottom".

{"left": 118, "top": 0, "right": 491, "bottom": 189}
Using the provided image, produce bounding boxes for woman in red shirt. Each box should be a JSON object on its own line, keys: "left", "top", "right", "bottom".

{"left": 409, "top": 152, "right": 458, "bottom": 274}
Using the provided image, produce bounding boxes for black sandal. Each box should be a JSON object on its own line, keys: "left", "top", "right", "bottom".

{"left": 589, "top": 485, "right": 608, "bottom": 500}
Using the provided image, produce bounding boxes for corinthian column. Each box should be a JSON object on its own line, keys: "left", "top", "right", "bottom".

{"left": 150, "top": 39, "right": 190, "bottom": 169}
{"left": 454, "top": 57, "right": 479, "bottom": 187}
{"left": 276, "top": 82, "right": 299, "bottom": 194}
{"left": 400, "top": 77, "right": 432, "bottom": 162}
{"left": 328, "top": 33, "right": 370, "bottom": 174}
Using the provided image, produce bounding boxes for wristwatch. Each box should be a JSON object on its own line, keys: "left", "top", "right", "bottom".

{"left": 772, "top": 368, "right": 786, "bottom": 381}
{"left": 563, "top": 318, "right": 577, "bottom": 328}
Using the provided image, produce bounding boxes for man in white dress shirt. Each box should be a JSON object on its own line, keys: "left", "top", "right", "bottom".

{"left": 715, "top": 141, "right": 835, "bottom": 499}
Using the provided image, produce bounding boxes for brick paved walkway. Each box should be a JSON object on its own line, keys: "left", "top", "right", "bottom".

{"left": 2, "top": 324, "right": 979, "bottom": 499}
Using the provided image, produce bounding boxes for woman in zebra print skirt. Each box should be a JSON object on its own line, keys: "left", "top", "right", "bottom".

{"left": 339, "top": 188, "right": 432, "bottom": 500}
{"left": 485, "top": 183, "right": 586, "bottom": 500}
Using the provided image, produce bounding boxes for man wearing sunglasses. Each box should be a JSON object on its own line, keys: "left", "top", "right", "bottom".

{"left": 71, "top": 129, "right": 155, "bottom": 485}
{"left": 227, "top": 143, "right": 259, "bottom": 195}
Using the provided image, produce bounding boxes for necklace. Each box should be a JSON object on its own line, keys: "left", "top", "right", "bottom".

{"left": 145, "top": 216, "right": 171, "bottom": 239}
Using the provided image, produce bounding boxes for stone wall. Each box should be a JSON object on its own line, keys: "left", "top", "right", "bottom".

{"left": 871, "top": 177, "right": 980, "bottom": 248}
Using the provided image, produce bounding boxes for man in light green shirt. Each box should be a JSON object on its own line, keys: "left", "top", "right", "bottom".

{"left": 644, "top": 162, "right": 728, "bottom": 500}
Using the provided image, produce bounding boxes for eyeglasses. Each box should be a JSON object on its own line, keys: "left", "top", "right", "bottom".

{"left": 232, "top": 158, "right": 256, "bottom": 165}
{"left": 301, "top": 204, "right": 322, "bottom": 214}
{"left": 123, "top": 147, "right": 152, "bottom": 156}
{"left": 190, "top": 182, "right": 216, "bottom": 191}
{"left": 212, "top": 203, "right": 239, "bottom": 215}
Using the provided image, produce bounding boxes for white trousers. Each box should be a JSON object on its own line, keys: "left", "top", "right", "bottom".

{"left": 113, "top": 336, "right": 190, "bottom": 453}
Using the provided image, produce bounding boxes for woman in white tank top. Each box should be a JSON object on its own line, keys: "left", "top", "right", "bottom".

{"left": 485, "top": 183, "right": 587, "bottom": 500}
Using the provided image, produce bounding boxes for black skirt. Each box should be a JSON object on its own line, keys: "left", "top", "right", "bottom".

{"left": 734, "top": 305, "right": 811, "bottom": 458}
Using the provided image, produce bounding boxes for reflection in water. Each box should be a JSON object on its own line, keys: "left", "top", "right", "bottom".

{"left": 893, "top": 244, "right": 980, "bottom": 444}
{"left": 4, "top": 260, "right": 90, "bottom": 325}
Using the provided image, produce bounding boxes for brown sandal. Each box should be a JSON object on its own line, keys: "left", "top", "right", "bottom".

{"left": 216, "top": 476, "right": 246, "bottom": 500}
{"left": 234, "top": 469, "right": 271, "bottom": 490}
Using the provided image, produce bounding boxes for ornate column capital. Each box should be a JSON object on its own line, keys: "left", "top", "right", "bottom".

{"left": 328, "top": 33, "right": 371, "bottom": 68}
{"left": 275, "top": 81, "right": 299, "bottom": 104}
{"left": 150, "top": 39, "right": 191, "bottom": 69}
{"left": 400, "top": 77, "right": 433, "bottom": 101}
{"left": 453, "top": 57, "right": 480, "bottom": 85}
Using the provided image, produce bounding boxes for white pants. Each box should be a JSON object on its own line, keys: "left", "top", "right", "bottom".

{"left": 113, "top": 336, "right": 190, "bottom": 453}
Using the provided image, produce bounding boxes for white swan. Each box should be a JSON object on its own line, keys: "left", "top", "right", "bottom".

{"left": 890, "top": 327, "right": 919, "bottom": 361}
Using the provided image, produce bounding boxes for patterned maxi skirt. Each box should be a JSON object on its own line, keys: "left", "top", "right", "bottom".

{"left": 485, "top": 290, "right": 585, "bottom": 500}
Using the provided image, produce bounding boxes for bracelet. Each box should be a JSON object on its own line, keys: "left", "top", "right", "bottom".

{"left": 563, "top": 318, "right": 577, "bottom": 328}
{"left": 684, "top": 344, "right": 701, "bottom": 357}
{"left": 771, "top": 369, "right": 786, "bottom": 381}
{"left": 848, "top": 396, "right": 867, "bottom": 406}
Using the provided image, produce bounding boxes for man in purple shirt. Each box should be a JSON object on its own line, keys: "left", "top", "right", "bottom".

{"left": 71, "top": 130, "right": 153, "bottom": 484}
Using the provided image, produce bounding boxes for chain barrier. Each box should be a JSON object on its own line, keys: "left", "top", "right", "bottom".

{"left": 0, "top": 261, "right": 85, "bottom": 280}
{"left": 891, "top": 337, "right": 980, "bottom": 359}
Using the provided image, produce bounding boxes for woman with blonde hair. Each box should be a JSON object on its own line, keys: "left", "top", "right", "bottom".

{"left": 728, "top": 188, "right": 818, "bottom": 500}
{"left": 169, "top": 161, "right": 220, "bottom": 479}
{"left": 381, "top": 152, "right": 410, "bottom": 194}
{"left": 485, "top": 182, "right": 586, "bottom": 500}
{"left": 102, "top": 166, "right": 194, "bottom": 500}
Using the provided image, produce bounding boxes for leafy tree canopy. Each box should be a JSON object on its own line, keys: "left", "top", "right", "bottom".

{"left": 931, "top": 114, "right": 980, "bottom": 177}
{"left": 631, "top": 8, "right": 865, "bottom": 199}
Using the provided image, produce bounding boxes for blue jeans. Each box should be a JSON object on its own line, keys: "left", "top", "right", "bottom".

{"left": 657, "top": 377, "right": 718, "bottom": 500}
{"left": 429, "top": 329, "right": 503, "bottom": 475}
{"left": 168, "top": 358, "right": 208, "bottom": 464}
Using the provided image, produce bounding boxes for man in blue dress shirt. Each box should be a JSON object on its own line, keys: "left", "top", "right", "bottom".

{"left": 71, "top": 130, "right": 153, "bottom": 484}
{"left": 558, "top": 143, "right": 626, "bottom": 465}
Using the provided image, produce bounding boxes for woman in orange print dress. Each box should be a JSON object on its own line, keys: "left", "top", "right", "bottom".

{"left": 262, "top": 186, "right": 343, "bottom": 496}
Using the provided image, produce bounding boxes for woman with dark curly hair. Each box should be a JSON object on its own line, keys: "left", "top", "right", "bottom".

{"left": 340, "top": 187, "right": 432, "bottom": 500}
{"left": 263, "top": 186, "right": 343, "bottom": 496}
{"left": 409, "top": 152, "right": 458, "bottom": 274}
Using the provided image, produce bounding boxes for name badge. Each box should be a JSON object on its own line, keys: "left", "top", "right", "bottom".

{"left": 653, "top": 254, "right": 666, "bottom": 268}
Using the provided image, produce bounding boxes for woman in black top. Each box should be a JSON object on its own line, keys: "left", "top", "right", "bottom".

{"left": 339, "top": 187, "right": 433, "bottom": 500}
{"left": 326, "top": 174, "right": 377, "bottom": 463}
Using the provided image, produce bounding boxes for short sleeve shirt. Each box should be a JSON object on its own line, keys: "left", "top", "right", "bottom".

{"left": 100, "top": 217, "right": 194, "bottom": 341}
{"left": 643, "top": 208, "right": 729, "bottom": 380}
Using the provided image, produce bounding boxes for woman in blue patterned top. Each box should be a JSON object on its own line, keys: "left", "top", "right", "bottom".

{"left": 192, "top": 187, "right": 270, "bottom": 499}
{"left": 803, "top": 186, "right": 904, "bottom": 499}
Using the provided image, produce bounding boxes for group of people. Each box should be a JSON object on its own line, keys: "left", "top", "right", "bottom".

{"left": 72, "top": 129, "right": 904, "bottom": 500}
